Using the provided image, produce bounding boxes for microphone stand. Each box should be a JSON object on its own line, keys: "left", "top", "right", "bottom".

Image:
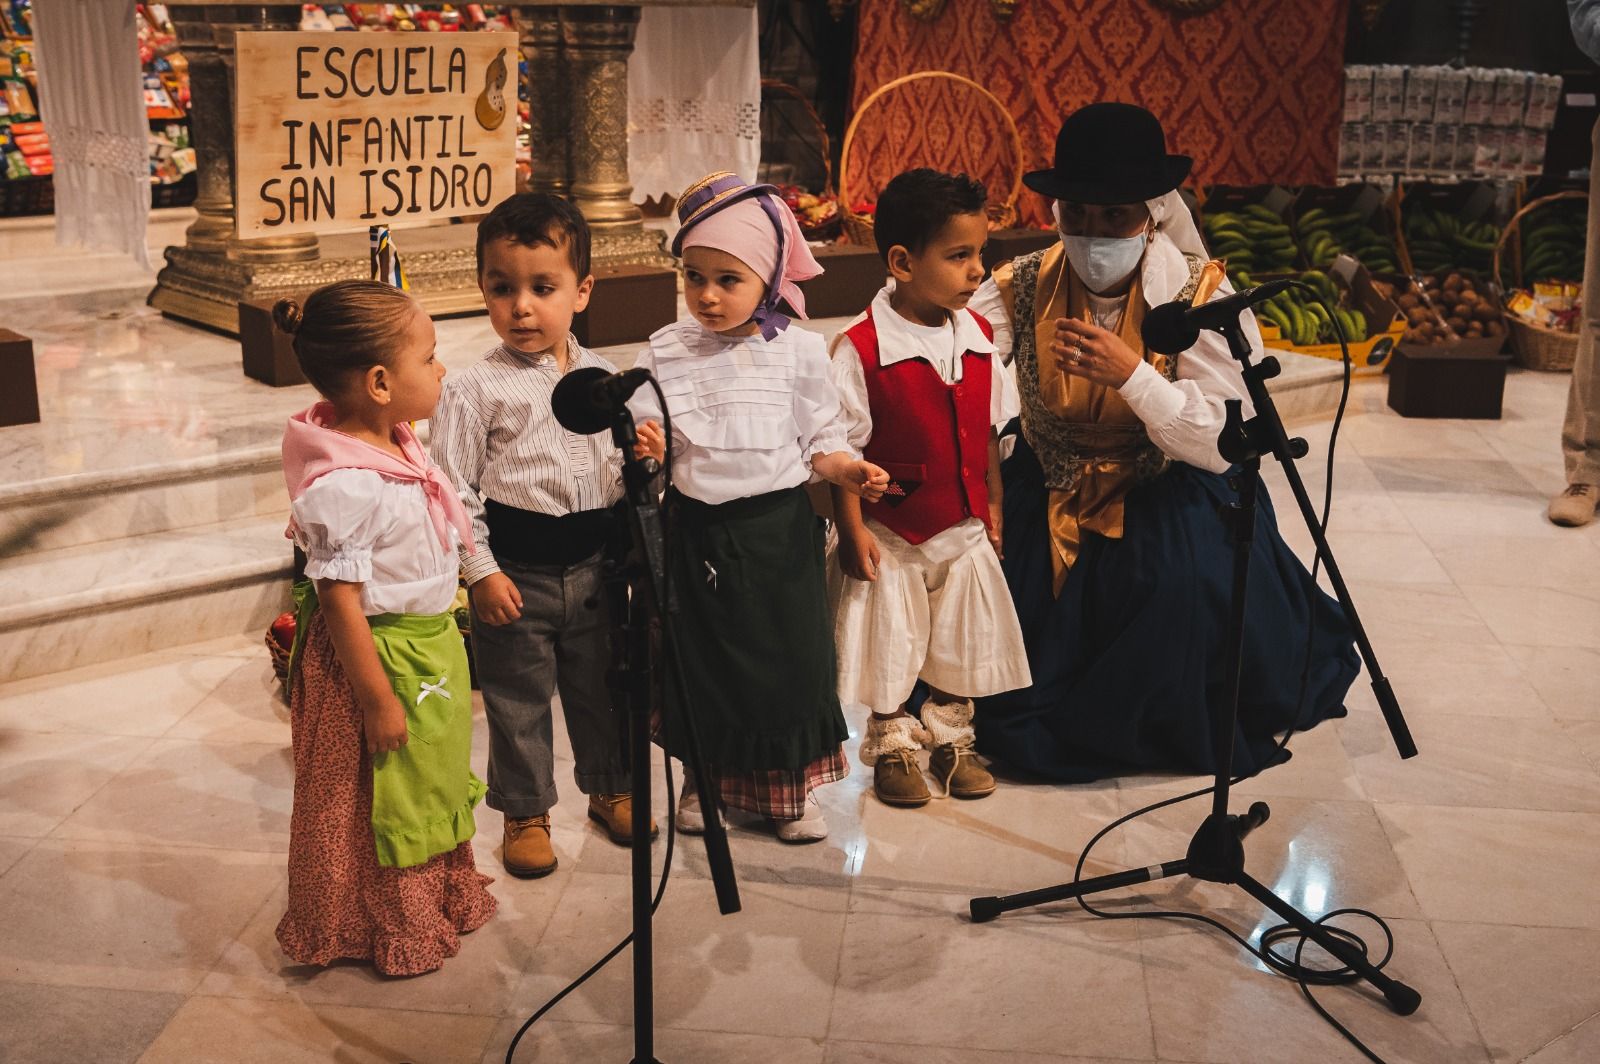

{"left": 968, "top": 314, "right": 1422, "bottom": 1018}
{"left": 605, "top": 401, "right": 740, "bottom": 1064}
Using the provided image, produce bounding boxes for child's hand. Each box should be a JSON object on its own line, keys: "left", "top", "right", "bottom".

{"left": 633, "top": 420, "right": 666, "bottom": 464}
{"left": 839, "top": 523, "right": 881, "bottom": 582}
{"left": 471, "top": 572, "right": 523, "bottom": 626}
{"left": 841, "top": 460, "right": 890, "bottom": 502}
{"left": 363, "top": 694, "right": 409, "bottom": 754}
{"left": 987, "top": 503, "right": 1004, "bottom": 560}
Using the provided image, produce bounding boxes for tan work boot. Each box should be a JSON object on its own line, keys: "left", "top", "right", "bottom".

{"left": 503, "top": 814, "right": 557, "bottom": 878}
{"left": 929, "top": 743, "right": 996, "bottom": 799}
{"left": 874, "top": 748, "right": 932, "bottom": 807}
{"left": 587, "top": 793, "right": 659, "bottom": 847}
{"left": 1549, "top": 483, "right": 1598, "bottom": 527}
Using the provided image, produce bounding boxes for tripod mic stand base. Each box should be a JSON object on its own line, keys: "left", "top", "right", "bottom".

{"left": 967, "top": 800, "right": 1422, "bottom": 1016}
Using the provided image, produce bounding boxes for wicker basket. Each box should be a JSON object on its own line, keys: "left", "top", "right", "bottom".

{"left": 266, "top": 625, "right": 292, "bottom": 681}
{"left": 759, "top": 79, "right": 842, "bottom": 241}
{"left": 1493, "top": 189, "right": 1584, "bottom": 372}
{"left": 837, "top": 71, "right": 1024, "bottom": 247}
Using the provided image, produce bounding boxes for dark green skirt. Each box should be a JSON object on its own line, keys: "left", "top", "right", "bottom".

{"left": 662, "top": 485, "right": 849, "bottom": 772}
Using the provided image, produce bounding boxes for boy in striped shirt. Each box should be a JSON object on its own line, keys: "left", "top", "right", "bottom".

{"left": 430, "top": 194, "right": 662, "bottom": 879}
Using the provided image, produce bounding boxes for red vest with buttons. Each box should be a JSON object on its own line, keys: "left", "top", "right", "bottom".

{"left": 846, "top": 307, "right": 994, "bottom": 545}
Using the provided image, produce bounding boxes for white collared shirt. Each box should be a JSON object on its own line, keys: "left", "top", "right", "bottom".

{"left": 627, "top": 318, "right": 854, "bottom": 506}
{"left": 830, "top": 285, "right": 1021, "bottom": 453}
{"left": 428, "top": 337, "right": 625, "bottom": 584}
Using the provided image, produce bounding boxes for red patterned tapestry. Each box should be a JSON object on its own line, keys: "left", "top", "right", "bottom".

{"left": 848, "top": 0, "right": 1348, "bottom": 226}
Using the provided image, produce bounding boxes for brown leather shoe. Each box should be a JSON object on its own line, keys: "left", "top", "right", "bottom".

{"left": 588, "top": 793, "right": 659, "bottom": 847}
{"left": 503, "top": 814, "right": 557, "bottom": 878}
{"left": 929, "top": 743, "right": 996, "bottom": 799}
{"left": 873, "top": 748, "right": 931, "bottom": 807}
{"left": 1549, "top": 484, "right": 1598, "bottom": 527}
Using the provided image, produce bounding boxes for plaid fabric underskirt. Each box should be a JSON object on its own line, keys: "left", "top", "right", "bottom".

{"left": 707, "top": 746, "right": 850, "bottom": 820}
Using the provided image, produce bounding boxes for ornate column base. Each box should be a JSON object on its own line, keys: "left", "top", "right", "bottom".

{"left": 149, "top": 229, "right": 488, "bottom": 334}
{"left": 591, "top": 226, "right": 674, "bottom": 271}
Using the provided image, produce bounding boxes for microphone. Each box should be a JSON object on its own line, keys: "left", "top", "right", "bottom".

{"left": 1140, "top": 278, "right": 1295, "bottom": 355}
{"left": 551, "top": 366, "right": 652, "bottom": 434}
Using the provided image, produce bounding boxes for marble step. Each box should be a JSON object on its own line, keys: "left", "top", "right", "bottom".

{"left": 0, "top": 444, "right": 288, "bottom": 557}
{"left": 0, "top": 514, "right": 293, "bottom": 682}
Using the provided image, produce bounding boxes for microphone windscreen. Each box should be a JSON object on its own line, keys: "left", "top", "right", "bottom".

{"left": 1141, "top": 300, "right": 1201, "bottom": 355}
{"left": 551, "top": 366, "right": 613, "bottom": 435}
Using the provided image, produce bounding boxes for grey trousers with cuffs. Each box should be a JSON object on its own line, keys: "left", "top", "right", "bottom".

{"left": 470, "top": 553, "right": 629, "bottom": 818}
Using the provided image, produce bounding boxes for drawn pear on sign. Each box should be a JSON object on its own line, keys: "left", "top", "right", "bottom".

{"left": 475, "top": 48, "right": 509, "bottom": 131}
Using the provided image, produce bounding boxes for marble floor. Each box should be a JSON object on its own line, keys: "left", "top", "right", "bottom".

{"left": 2, "top": 347, "right": 1599, "bottom": 1061}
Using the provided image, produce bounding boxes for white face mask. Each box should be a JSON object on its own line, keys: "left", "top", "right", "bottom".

{"left": 1053, "top": 200, "right": 1150, "bottom": 294}
{"left": 1060, "top": 233, "right": 1147, "bottom": 294}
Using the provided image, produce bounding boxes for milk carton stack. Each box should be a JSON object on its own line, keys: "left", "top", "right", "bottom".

{"left": 1340, "top": 64, "right": 1560, "bottom": 182}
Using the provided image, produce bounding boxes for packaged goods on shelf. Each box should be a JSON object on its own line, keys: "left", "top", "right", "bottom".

{"left": 1342, "top": 64, "right": 1558, "bottom": 181}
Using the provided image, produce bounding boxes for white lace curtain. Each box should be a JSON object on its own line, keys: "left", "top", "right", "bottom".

{"left": 32, "top": 0, "right": 150, "bottom": 267}
{"left": 628, "top": 4, "right": 761, "bottom": 203}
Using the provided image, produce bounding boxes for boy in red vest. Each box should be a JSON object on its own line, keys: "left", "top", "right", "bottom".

{"left": 828, "top": 169, "right": 1032, "bottom": 808}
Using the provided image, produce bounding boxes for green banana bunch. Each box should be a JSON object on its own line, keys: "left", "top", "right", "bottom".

{"left": 1204, "top": 204, "right": 1298, "bottom": 286}
{"left": 1517, "top": 200, "right": 1586, "bottom": 285}
{"left": 1249, "top": 269, "right": 1369, "bottom": 347}
{"left": 1403, "top": 205, "right": 1499, "bottom": 274}
{"left": 1295, "top": 206, "right": 1400, "bottom": 273}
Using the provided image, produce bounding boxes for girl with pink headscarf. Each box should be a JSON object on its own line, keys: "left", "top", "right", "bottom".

{"left": 628, "top": 171, "right": 889, "bottom": 843}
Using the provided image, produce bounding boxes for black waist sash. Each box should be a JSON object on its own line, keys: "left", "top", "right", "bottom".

{"left": 483, "top": 499, "right": 622, "bottom": 568}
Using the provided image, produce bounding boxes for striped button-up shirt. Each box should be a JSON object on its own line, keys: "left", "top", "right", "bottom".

{"left": 429, "top": 339, "right": 624, "bottom": 583}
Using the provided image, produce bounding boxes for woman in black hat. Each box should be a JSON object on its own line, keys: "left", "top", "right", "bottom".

{"left": 964, "top": 102, "right": 1358, "bottom": 782}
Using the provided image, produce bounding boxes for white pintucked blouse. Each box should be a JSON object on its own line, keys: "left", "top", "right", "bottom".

{"left": 628, "top": 319, "right": 854, "bottom": 506}
{"left": 292, "top": 468, "right": 462, "bottom": 617}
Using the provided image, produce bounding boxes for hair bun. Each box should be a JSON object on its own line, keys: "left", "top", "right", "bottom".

{"left": 271, "top": 298, "right": 304, "bottom": 335}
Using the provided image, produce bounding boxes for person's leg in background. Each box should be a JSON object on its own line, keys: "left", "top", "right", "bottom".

{"left": 1551, "top": 115, "right": 1600, "bottom": 527}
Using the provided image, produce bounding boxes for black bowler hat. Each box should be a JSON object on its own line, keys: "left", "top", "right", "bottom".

{"left": 1022, "top": 102, "right": 1192, "bottom": 205}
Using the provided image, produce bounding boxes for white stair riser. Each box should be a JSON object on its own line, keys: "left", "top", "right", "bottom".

{"left": 0, "top": 573, "right": 290, "bottom": 682}
{"left": 1, "top": 469, "right": 286, "bottom": 555}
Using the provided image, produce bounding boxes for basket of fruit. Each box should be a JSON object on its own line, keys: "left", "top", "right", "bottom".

{"left": 1398, "top": 271, "right": 1507, "bottom": 350}
{"left": 760, "top": 80, "right": 842, "bottom": 241}
{"left": 1204, "top": 204, "right": 1299, "bottom": 283}
{"left": 838, "top": 71, "right": 1023, "bottom": 248}
{"left": 1494, "top": 189, "right": 1584, "bottom": 372}
{"left": 1402, "top": 200, "right": 1500, "bottom": 277}
{"left": 1297, "top": 205, "right": 1401, "bottom": 274}
{"left": 266, "top": 611, "right": 295, "bottom": 681}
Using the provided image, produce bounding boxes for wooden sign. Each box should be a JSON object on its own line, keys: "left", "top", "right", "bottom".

{"left": 233, "top": 31, "right": 518, "bottom": 239}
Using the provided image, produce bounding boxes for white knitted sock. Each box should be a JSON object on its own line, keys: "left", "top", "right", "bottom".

{"left": 858, "top": 713, "right": 930, "bottom": 765}
{"left": 921, "top": 699, "right": 976, "bottom": 749}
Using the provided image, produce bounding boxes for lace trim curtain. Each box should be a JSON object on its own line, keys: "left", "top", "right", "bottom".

{"left": 628, "top": 4, "right": 760, "bottom": 202}
{"left": 32, "top": 0, "right": 150, "bottom": 267}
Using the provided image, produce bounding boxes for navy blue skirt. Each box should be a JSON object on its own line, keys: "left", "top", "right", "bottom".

{"left": 972, "top": 438, "right": 1359, "bottom": 783}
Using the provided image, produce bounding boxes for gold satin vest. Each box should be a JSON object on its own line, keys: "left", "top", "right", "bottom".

{"left": 995, "top": 244, "right": 1221, "bottom": 594}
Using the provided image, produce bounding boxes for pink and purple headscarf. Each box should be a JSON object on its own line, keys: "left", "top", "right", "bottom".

{"left": 672, "top": 171, "right": 824, "bottom": 340}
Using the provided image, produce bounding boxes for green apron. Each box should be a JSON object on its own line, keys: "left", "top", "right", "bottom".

{"left": 291, "top": 581, "right": 485, "bottom": 868}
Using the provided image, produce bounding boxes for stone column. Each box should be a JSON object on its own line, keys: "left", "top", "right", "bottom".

{"left": 219, "top": 5, "right": 318, "bottom": 264}
{"left": 518, "top": 8, "right": 569, "bottom": 196}
{"left": 169, "top": 5, "right": 235, "bottom": 254}
{"left": 560, "top": 5, "right": 643, "bottom": 232}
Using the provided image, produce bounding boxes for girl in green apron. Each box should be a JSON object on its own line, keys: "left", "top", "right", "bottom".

{"left": 274, "top": 280, "right": 496, "bottom": 976}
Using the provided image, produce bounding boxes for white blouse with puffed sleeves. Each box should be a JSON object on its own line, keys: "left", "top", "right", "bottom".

{"left": 627, "top": 319, "right": 855, "bottom": 506}
{"left": 290, "top": 468, "right": 461, "bottom": 617}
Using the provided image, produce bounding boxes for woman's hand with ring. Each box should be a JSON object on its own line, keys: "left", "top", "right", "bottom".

{"left": 1051, "top": 317, "right": 1142, "bottom": 388}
